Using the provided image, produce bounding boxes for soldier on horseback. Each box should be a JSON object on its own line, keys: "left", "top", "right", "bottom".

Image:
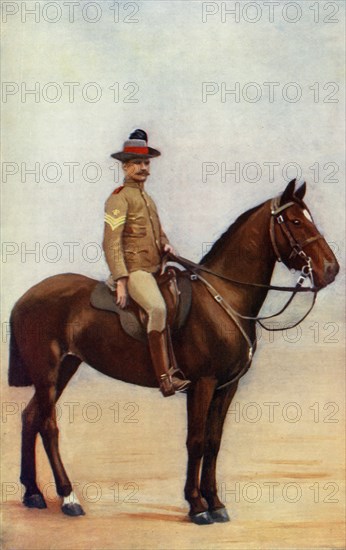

{"left": 103, "top": 129, "right": 191, "bottom": 397}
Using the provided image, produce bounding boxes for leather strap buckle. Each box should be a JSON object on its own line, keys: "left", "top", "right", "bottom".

{"left": 297, "top": 275, "right": 306, "bottom": 286}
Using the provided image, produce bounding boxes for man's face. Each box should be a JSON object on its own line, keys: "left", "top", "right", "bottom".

{"left": 123, "top": 159, "right": 151, "bottom": 183}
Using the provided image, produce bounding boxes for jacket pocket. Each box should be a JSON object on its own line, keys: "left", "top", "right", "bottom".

{"left": 123, "top": 224, "right": 147, "bottom": 237}
{"left": 124, "top": 247, "right": 152, "bottom": 268}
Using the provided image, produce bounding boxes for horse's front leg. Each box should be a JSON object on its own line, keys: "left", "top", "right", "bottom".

{"left": 200, "top": 382, "right": 239, "bottom": 522}
{"left": 184, "top": 376, "right": 217, "bottom": 525}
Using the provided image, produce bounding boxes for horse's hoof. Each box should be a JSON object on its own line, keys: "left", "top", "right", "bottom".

{"left": 210, "top": 507, "right": 230, "bottom": 523}
{"left": 23, "top": 493, "right": 47, "bottom": 509}
{"left": 61, "top": 503, "right": 85, "bottom": 517}
{"left": 190, "top": 511, "right": 214, "bottom": 525}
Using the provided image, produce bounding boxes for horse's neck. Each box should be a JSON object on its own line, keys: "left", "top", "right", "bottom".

{"left": 204, "top": 202, "right": 276, "bottom": 315}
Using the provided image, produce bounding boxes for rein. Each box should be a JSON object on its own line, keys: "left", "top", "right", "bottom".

{"left": 169, "top": 254, "right": 317, "bottom": 292}
{"left": 168, "top": 197, "right": 322, "bottom": 390}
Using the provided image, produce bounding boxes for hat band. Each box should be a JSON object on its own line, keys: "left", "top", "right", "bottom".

{"left": 124, "top": 146, "right": 149, "bottom": 154}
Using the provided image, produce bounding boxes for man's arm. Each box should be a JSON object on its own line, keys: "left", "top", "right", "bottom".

{"left": 103, "top": 192, "right": 129, "bottom": 282}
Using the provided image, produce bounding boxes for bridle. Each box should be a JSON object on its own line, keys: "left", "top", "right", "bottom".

{"left": 168, "top": 196, "right": 325, "bottom": 390}
{"left": 269, "top": 196, "right": 323, "bottom": 282}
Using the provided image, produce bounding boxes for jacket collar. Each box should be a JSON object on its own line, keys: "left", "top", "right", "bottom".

{"left": 124, "top": 179, "right": 145, "bottom": 191}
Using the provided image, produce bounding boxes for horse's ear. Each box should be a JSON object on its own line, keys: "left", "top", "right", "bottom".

{"left": 295, "top": 181, "right": 306, "bottom": 200}
{"left": 280, "top": 179, "right": 296, "bottom": 205}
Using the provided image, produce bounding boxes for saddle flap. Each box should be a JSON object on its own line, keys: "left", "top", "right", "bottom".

{"left": 90, "top": 282, "right": 146, "bottom": 342}
{"left": 90, "top": 268, "right": 192, "bottom": 342}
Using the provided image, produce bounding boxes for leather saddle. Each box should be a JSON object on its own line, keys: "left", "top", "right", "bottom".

{"left": 90, "top": 267, "right": 192, "bottom": 342}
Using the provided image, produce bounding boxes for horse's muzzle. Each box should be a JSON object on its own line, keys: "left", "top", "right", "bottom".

{"left": 317, "top": 260, "right": 340, "bottom": 288}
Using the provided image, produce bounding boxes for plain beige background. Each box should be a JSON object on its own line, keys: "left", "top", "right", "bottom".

{"left": 1, "top": 1, "right": 345, "bottom": 548}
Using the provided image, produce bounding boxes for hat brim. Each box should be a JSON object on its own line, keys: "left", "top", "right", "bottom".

{"left": 111, "top": 147, "right": 161, "bottom": 161}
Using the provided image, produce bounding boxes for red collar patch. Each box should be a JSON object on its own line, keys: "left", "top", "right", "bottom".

{"left": 112, "top": 186, "right": 124, "bottom": 194}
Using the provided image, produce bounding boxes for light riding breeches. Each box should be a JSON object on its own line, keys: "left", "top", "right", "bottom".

{"left": 127, "top": 270, "right": 166, "bottom": 332}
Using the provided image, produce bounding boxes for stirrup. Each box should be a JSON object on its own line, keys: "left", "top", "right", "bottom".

{"left": 171, "top": 378, "right": 191, "bottom": 393}
{"left": 167, "top": 366, "right": 191, "bottom": 392}
{"left": 168, "top": 366, "right": 188, "bottom": 380}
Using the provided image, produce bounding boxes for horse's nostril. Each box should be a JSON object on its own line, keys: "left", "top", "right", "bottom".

{"left": 324, "top": 260, "right": 339, "bottom": 280}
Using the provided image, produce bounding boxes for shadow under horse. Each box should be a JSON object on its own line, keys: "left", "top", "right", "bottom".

{"left": 8, "top": 180, "right": 339, "bottom": 524}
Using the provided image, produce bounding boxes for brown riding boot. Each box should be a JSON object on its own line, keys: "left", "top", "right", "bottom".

{"left": 148, "top": 330, "right": 191, "bottom": 397}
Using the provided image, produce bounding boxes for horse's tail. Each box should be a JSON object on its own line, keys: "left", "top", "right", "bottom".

{"left": 8, "top": 313, "right": 32, "bottom": 387}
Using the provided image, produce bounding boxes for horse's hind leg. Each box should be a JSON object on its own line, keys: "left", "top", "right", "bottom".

{"left": 200, "top": 382, "right": 238, "bottom": 522}
{"left": 55, "top": 354, "right": 85, "bottom": 515}
{"left": 37, "top": 354, "right": 85, "bottom": 516}
{"left": 21, "top": 394, "right": 47, "bottom": 509}
{"left": 21, "top": 353, "right": 83, "bottom": 515}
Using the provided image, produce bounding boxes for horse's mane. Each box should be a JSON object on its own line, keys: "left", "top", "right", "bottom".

{"left": 200, "top": 202, "right": 265, "bottom": 264}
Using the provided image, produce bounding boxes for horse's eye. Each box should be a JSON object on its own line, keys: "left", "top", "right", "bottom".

{"left": 292, "top": 219, "right": 301, "bottom": 225}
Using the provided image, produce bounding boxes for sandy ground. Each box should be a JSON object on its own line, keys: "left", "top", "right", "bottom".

{"left": 1, "top": 340, "right": 345, "bottom": 550}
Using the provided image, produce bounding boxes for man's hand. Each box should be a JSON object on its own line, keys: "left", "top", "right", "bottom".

{"left": 116, "top": 277, "right": 128, "bottom": 309}
{"left": 163, "top": 243, "right": 176, "bottom": 256}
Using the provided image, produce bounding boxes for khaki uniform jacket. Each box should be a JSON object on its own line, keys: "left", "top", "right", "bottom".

{"left": 103, "top": 180, "right": 169, "bottom": 281}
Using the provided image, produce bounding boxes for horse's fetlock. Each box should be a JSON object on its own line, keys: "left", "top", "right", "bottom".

{"left": 57, "top": 484, "right": 73, "bottom": 497}
{"left": 201, "top": 487, "right": 216, "bottom": 499}
{"left": 187, "top": 496, "right": 209, "bottom": 516}
{"left": 21, "top": 480, "right": 39, "bottom": 494}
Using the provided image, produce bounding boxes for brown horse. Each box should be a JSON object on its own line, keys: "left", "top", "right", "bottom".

{"left": 8, "top": 180, "right": 339, "bottom": 524}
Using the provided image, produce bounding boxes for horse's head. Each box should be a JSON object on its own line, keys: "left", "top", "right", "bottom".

{"left": 270, "top": 179, "right": 339, "bottom": 290}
